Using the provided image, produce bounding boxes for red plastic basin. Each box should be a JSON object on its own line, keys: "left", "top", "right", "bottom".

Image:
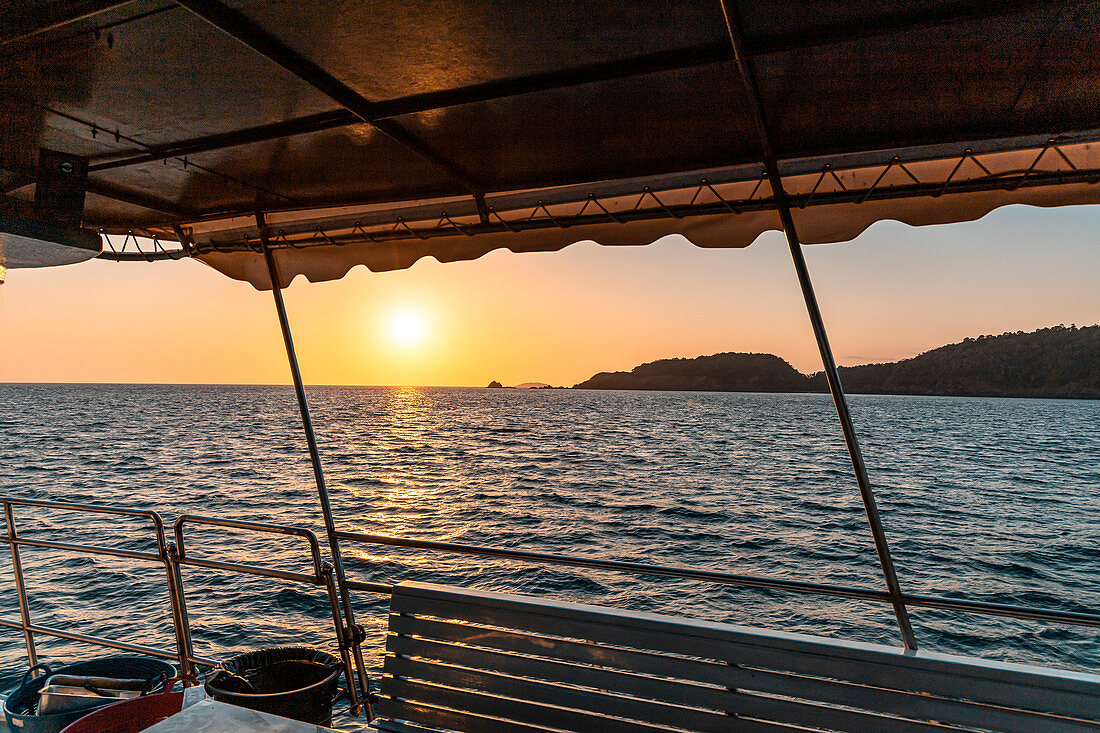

{"left": 59, "top": 691, "right": 184, "bottom": 733}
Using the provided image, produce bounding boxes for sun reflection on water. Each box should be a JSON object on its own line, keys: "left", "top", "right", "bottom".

{"left": 341, "top": 387, "right": 466, "bottom": 546}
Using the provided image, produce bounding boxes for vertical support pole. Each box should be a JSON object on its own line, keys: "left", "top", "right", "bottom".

{"left": 258, "top": 221, "right": 372, "bottom": 717}
{"left": 164, "top": 542, "right": 196, "bottom": 679}
{"left": 149, "top": 513, "right": 196, "bottom": 679}
{"left": 718, "top": 0, "right": 917, "bottom": 649}
{"left": 4, "top": 502, "right": 37, "bottom": 665}
{"left": 322, "top": 562, "right": 363, "bottom": 715}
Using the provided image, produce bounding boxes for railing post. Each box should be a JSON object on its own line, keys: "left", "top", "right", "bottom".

{"left": 146, "top": 510, "right": 198, "bottom": 679}
{"left": 257, "top": 214, "right": 371, "bottom": 714}
{"left": 322, "top": 562, "right": 369, "bottom": 717}
{"left": 4, "top": 501, "right": 38, "bottom": 666}
{"left": 164, "top": 541, "right": 196, "bottom": 678}
{"left": 718, "top": 0, "right": 916, "bottom": 648}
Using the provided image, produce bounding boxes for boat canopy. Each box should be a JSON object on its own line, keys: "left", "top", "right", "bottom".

{"left": 3, "top": 1, "right": 1099, "bottom": 288}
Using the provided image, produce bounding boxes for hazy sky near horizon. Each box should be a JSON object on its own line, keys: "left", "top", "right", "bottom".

{"left": 2, "top": 203, "right": 1098, "bottom": 387}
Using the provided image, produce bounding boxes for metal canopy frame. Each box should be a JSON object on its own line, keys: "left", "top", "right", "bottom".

{"left": 177, "top": 139, "right": 1095, "bottom": 254}
{"left": 215, "top": 0, "right": 928, "bottom": 665}
{"left": 258, "top": 219, "right": 372, "bottom": 718}
{"left": 7, "top": 0, "right": 1091, "bottom": 231}
{"left": 93, "top": 133, "right": 1100, "bottom": 262}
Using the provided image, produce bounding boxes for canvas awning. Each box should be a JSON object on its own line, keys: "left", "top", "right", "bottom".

{"left": 3, "top": 1, "right": 1099, "bottom": 288}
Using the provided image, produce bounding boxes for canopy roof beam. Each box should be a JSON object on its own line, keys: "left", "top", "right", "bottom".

{"left": 175, "top": 0, "right": 483, "bottom": 196}
{"left": 89, "top": 111, "right": 352, "bottom": 172}
{"left": 719, "top": 0, "right": 918, "bottom": 649}
{"left": 42, "top": 106, "right": 293, "bottom": 206}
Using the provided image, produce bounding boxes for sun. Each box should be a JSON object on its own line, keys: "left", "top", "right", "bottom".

{"left": 386, "top": 309, "right": 427, "bottom": 347}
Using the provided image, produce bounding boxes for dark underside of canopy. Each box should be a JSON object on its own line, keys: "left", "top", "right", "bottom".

{"left": 2, "top": 1, "right": 1100, "bottom": 286}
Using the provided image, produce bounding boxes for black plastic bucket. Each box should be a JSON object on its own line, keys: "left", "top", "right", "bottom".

{"left": 204, "top": 646, "right": 342, "bottom": 726}
{"left": 3, "top": 656, "right": 175, "bottom": 733}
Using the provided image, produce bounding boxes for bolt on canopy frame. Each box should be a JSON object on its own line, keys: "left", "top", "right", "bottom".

{"left": 4, "top": 0, "right": 1100, "bottom": 703}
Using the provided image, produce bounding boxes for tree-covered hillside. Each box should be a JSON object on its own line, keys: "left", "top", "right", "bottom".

{"left": 574, "top": 326, "right": 1100, "bottom": 399}
{"left": 822, "top": 325, "right": 1100, "bottom": 399}
{"left": 574, "top": 352, "right": 810, "bottom": 392}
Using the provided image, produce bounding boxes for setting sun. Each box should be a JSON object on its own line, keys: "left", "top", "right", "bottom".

{"left": 386, "top": 309, "right": 428, "bottom": 348}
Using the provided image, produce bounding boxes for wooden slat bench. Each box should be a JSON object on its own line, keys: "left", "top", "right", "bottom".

{"left": 373, "top": 581, "right": 1100, "bottom": 732}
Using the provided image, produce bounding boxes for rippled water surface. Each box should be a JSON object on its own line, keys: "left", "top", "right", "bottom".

{"left": 1, "top": 385, "right": 1098, "bottom": 726}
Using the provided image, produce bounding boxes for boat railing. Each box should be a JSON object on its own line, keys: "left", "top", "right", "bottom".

{"left": 335, "top": 529, "right": 1100, "bottom": 630}
{"left": 5, "top": 496, "right": 1100, "bottom": 719}
{"left": 0, "top": 497, "right": 190, "bottom": 668}
{"left": 0, "top": 498, "right": 367, "bottom": 714}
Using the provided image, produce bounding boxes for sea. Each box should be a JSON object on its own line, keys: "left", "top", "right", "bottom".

{"left": 0, "top": 384, "right": 1098, "bottom": 728}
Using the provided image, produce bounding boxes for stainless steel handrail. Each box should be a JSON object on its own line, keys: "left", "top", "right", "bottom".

{"left": 900, "top": 593, "right": 1100, "bottom": 628}
{"left": 4, "top": 504, "right": 37, "bottom": 666}
{"left": 342, "top": 578, "right": 395, "bottom": 595}
{"left": 174, "top": 514, "right": 326, "bottom": 584}
{"left": 10, "top": 537, "right": 162, "bottom": 563}
{"left": 0, "top": 618, "right": 213, "bottom": 665}
{"left": 336, "top": 530, "right": 1100, "bottom": 630}
{"left": 335, "top": 530, "right": 892, "bottom": 602}
{"left": 0, "top": 498, "right": 192, "bottom": 672}
{"left": 0, "top": 500, "right": 369, "bottom": 713}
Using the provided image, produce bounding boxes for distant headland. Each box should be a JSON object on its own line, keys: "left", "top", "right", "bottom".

{"left": 572, "top": 325, "right": 1100, "bottom": 399}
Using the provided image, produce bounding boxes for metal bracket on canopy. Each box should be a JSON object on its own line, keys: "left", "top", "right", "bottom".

{"left": 34, "top": 149, "right": 88, "bottom": 228}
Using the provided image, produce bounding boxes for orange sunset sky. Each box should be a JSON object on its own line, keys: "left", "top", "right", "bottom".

{"left": 2, "top": 204, "right": 1098, "bottom": 387}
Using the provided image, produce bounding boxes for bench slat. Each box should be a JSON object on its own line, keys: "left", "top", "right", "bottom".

{"left": 387, "top": 630, "right": 1098, "bottom": 733}
{"left": 383, "top": 658, "right": 735, "bottom": 732}
{"left": 380, "top": 675, "right": 691, "bottom": 733}
{"left": 391, "top": 587, "right": 1100, "bottom": 720}
{"left": 389, "top": 612, "right": 734, "bottom": 685}
{"left": 735, "top": 663, "right": 1100, "bottom": 733}
{"left": 375, "top": 696, "right": 563, "bottom": 733}
{"left": 387, "top": 633, "right": 744, "bottom": 711}
{"left": 375, "top": 696, "right": 806, "bottom": 733}
{"left": 371, "top": 716, "right": 459, "bottom": 733}
{"left": 384, "top": 652, "right": 959, "bottom": 733}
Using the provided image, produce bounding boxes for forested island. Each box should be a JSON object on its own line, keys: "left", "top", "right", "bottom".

{"left": 573, "top": 326, "right": 1100, "bottom": 399}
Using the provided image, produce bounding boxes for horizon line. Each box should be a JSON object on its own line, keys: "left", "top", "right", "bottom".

{"left": 2, "top": 324, "right": 1093, "bottom": 390}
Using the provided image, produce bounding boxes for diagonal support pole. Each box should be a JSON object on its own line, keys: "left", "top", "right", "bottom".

{"left": 258, "top": 214, "right": 373, "bottom": 715}
{"left": 718, "top": 0, "right": 917, "bottom": 649}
